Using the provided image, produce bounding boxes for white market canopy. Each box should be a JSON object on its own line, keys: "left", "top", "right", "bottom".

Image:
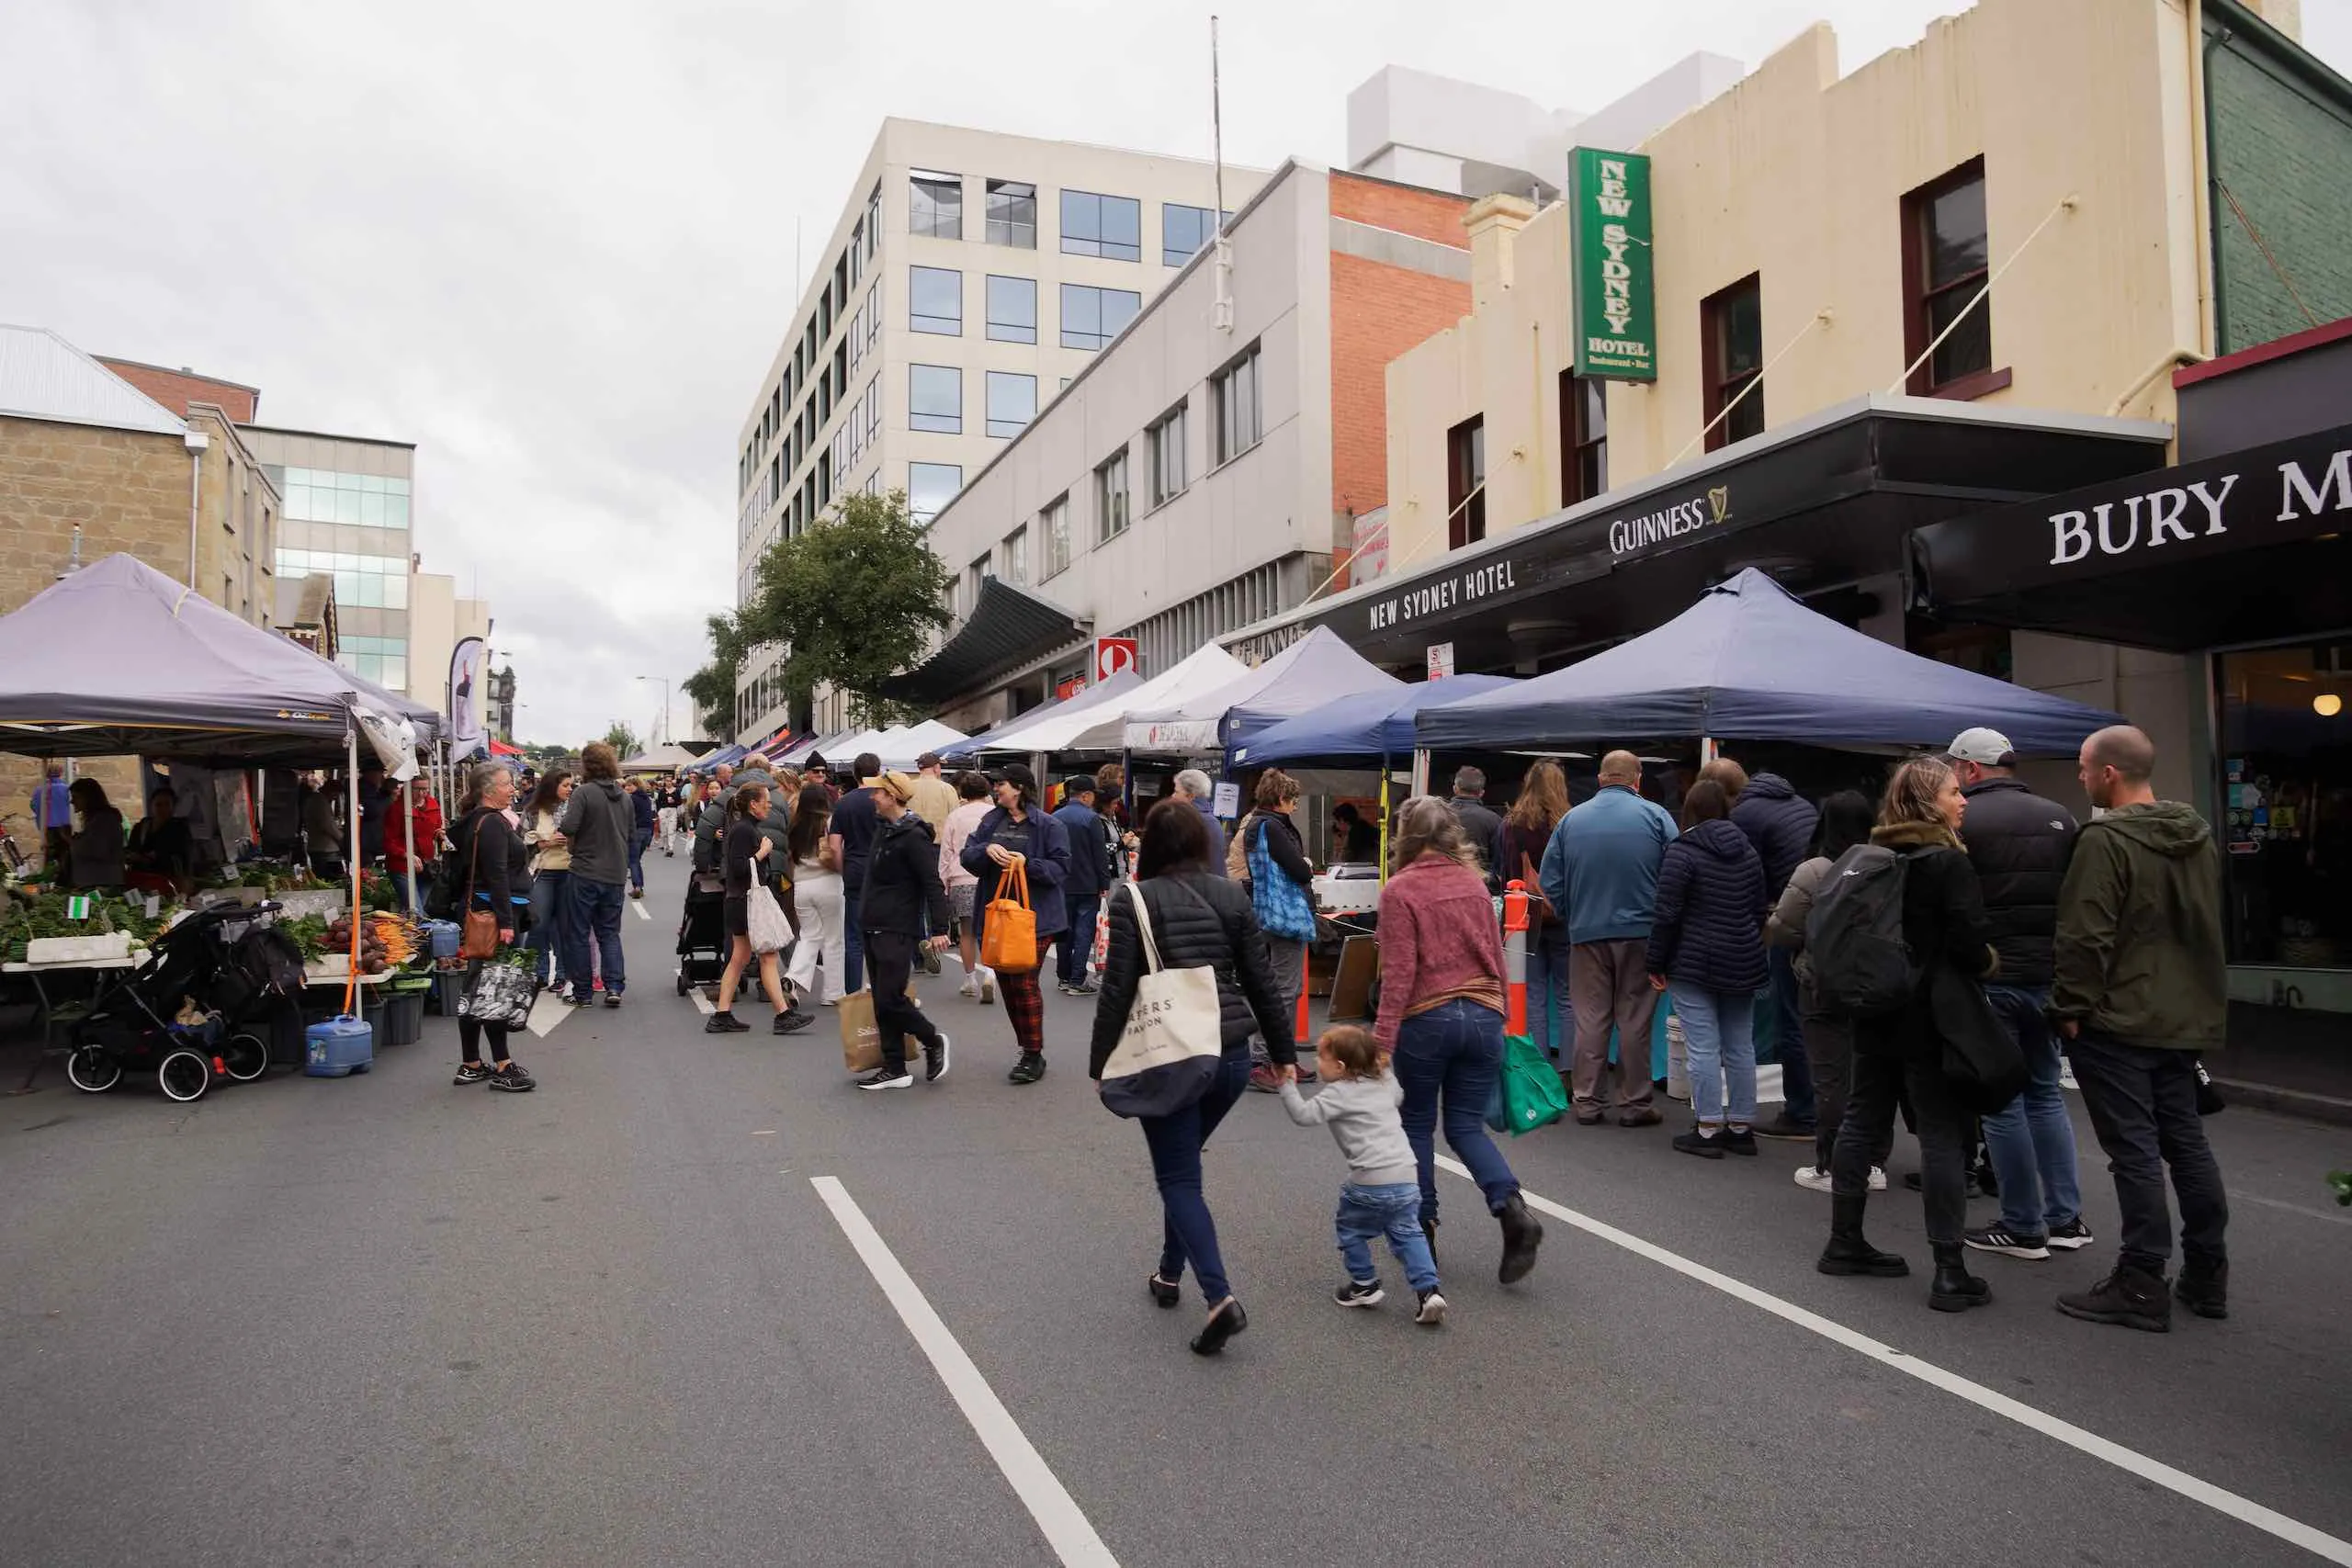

{"left": 982, "top": 642, "right": 1245, "bottom": 755}
{"left": 620, "top": 743, "right": 700, "bottom": 772}
{"left": 1123, "top": 626, "right": 1402, "bottom": 755}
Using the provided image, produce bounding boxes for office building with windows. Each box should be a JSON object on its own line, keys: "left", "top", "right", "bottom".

{"left": 730, "top": 120, "right": 1262, "bottom": 741}
{"left": 884, "top": 160, "right": 1481, "bottom": 729}
{"left": 242, "top": 425, "right": 421, "bottom": 694}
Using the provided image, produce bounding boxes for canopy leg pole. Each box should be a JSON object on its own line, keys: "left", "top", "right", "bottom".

{"left": 1410, "top": 748, "right": 1430, "bottom": 798}
{"left": 345, "top": 728, "right": 362, "bottom": 1018}
{"left": 1378, "top": 753, "right": 1392, "bottom": 888}
{"left": 401, "top": 772, "right": 418, "bottom": 914}
{"left": 1701, "top": 736, "right": 1719, "bottom": 766}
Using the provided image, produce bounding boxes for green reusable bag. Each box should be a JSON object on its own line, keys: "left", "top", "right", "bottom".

{"left": 1498, "top": 1032, "right": 1568, "bottom": 1136}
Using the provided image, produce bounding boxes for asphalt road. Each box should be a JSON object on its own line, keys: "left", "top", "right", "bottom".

{"left": 4, "top": 851, "right": 2349, "bottom": 1568}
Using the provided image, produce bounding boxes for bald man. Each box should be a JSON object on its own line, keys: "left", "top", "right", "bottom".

{"left": 2051, "top": 725, "right": 2231, "bottom": 1333}
{"left": 1540, "top": 750, "right": 1679, "bottom": 1124}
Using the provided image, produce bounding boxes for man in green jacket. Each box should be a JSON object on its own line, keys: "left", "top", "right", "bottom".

{"left": 2049, "top": 726, "right": 2230, "bottom": 1334}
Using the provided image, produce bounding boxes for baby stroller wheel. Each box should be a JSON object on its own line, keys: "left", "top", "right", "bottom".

{"left": 65, "top": 1045, "right": 122, "bottom": 1094}
{"left": 157, "top": 1047, "right": 211, "bottom": 1103}
{"left": 221, "top": 1032, "right": 268, "bottom": 1083}
{"left": 675, "top": 969, "right": 690, "bottom": 997}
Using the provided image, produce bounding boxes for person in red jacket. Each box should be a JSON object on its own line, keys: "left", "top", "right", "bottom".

{"left": 1376, "top": 796, "right": 1542, "bottom": 1286}
{"left": 385, "top": 777, "right": 444, "bottom": 909}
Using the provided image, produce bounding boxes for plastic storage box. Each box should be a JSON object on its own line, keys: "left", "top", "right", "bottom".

{"left": 377, "top": 990, "right": 424, "bottom": 1046}
{"left": 303, "top": 1014, "right": 373, "bottom": 1077}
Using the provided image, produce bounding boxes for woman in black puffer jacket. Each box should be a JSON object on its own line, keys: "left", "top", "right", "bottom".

{"left": 1089, "top": 796, "right": 1295, "bottom": 1358}
{"left": 1646, "top": 780, "right": 1766, "bottom": 1159}
{"left": 1818, "top": 757, "right": 1998, "bottom": 1314}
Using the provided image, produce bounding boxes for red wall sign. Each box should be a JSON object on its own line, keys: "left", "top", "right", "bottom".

{"left": 1093, "top": 637, "right": 1138, "bottom": 682}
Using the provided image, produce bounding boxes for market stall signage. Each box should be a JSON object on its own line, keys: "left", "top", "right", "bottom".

{"left": 1919, "top": 423, "right": 2352, "bottom": 601}
{"left": 1609, "top": 484, "right": 1732, "bottom": 562}
{"left": 1571, "top": 148, "right": 1656, "bottom": 382}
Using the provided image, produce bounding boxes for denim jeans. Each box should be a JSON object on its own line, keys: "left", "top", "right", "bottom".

{"left": 1527, "top": 940, "right": 1567, "bottom": 1058}
{"left": 1767, "top": 947, "right": 1816, "bottom": 1126}
{"left": 1139, "top": 1043, "right": 1252, "bottom": 1305}
{"left": 1981, "top": 984, "right": 2082, "bottom": 1237}
{"left": 2066, "top": 1031, "right": 2229, "bottom": 1276}
{"left": 1669, "top": 981, "right": 1757, "bottom": 1126}
{"left": 1058, "top": 893, "right": 1102, "bottom": 987}
{"left": 1336, "top": 1181, "right": 1439, "bottom": 1293}
{"left": 628, "top": 831, "right": 649, "bottom": 892}
{"left": 527, "top": 868, "right": 571, "bottom": 987}
{"left": 1392, "top": 998, "right": 1519, "bottom": 1231}
{"left": 565, "top": 876, "right": 628, "bottom": 998}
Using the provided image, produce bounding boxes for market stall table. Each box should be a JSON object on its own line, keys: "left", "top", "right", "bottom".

{"left": 2, "top": 950, "right": 153, "bottom": 1093}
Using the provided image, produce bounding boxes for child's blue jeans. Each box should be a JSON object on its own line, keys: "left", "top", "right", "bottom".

{"left": 1336, "top": 1180, "right": 1440, "bottom": 1293}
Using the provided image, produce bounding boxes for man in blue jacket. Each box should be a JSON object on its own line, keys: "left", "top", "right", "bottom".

{"left": 1050, "top": 776, "right": 1107, "bottom": 996}
{"left": 1729, "top": 764, "right": 1821, "bottom": 1140}
{"left": 1541, "top": 750, "right": 1678, "bottom": 1126}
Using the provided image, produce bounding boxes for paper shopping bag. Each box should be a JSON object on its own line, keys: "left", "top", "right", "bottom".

{"left": 839, "top": 981, "right": 921, "bottom": 1073}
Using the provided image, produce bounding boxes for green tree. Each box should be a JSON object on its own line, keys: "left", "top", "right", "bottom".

{"left": 736, "top": 490, "right": 954, "bottom": 727}
{"left": 681, "top": 611, "right": 748, "bottom": 737}
{"left": 603, "top": 720, "right": 640, "bottom": 758}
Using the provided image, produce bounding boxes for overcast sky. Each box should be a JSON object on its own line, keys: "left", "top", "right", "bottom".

{"left": 8, "top": 0, "right": 2347, "bottom": 745}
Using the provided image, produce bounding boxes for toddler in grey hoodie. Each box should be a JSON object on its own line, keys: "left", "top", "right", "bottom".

{"left": 1278, "top": 1025, "right": 1446, "bottom": 1325}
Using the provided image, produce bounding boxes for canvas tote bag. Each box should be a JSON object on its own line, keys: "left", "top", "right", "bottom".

{"left": 1097, "top": 881, "right": 1226, "bottom": 1119}
{"left": 980, "top": 858, "right": 1040, "bottom": 974}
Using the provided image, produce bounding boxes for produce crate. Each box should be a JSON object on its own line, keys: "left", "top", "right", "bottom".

{"left": 374, "top": 989, "right": 424, "bottom": 1046}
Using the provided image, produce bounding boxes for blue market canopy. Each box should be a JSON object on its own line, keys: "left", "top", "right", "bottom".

{"left": 1233, "top": 674, "right": 1519, "bottom": 766}
{"left": 1416, "top": 568, "right": 2120, "bottom": 756}
{"left": 1125, "top": 627, "right": 1403, "bottom": 755}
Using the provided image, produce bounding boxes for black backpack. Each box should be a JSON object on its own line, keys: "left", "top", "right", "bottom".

{"left": 1805, "top": 845, "right": 1916, "bottom": 1019}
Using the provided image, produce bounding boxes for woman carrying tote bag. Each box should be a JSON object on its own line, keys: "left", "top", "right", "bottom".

{"left": 962, "top": 762, "right": 1072, "bottom": 1087}
{"left": 1089, "top": 797, "right": 1295, "bottom": 1357}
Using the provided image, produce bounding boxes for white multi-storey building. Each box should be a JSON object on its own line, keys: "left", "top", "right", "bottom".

{"left": 729, "top": 119, "right": 1262, "bottom": 742}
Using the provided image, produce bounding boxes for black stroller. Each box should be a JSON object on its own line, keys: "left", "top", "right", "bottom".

{"left": 64, "top": 904, "right": 298, "bottom": 1102}
{"left": 675, "top": 872, "right": 728, "bottom": 996}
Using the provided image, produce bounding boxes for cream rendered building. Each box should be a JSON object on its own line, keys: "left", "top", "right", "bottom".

{"left": 729, "top": 120, "right": 1262, "bottom": 742}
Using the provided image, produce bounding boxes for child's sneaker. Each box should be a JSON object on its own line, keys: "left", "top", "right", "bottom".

{"left": 1333, "top": 1279, "right": 1385, "bottom": 1309}
{"left": 1414, "top": 1288, "right": 1448, "bottom": 1326}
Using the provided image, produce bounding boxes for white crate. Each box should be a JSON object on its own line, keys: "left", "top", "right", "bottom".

{"left": 25, "top": 931, "right": 135, "bottom": 964}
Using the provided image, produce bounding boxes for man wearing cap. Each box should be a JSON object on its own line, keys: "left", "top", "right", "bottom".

{"left": 909, "top": 752, "right": 957, "bottom": 836}
{"left": 1050, "top": 776, "right": 1107, "bottom": 996}
{"left": 1948, "top": 726, "right": 2093, "bottom": 1262}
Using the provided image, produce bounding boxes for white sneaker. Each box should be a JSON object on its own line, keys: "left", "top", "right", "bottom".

{"left": 978, "top": 969, "right": 996, "bottom": 1005}
{"left": 1868, "top": 1166, "right": 1889, "bottom": 1191}
{"left": 1792, "top": 1165, "right": 1835, "bottom": 1193}
{"left": 958, "top": 975, "right": 978, "bottom": 999}
{"left": 1414, "top": 1289, "right": 1447, "bottom": 1326}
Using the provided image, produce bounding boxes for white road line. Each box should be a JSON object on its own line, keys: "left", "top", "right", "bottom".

{"left": 1435, "top": 1156, "right": 2352, "bottom": 1565}
{"left": 525, "top": 990, "right": 572, "bottom": 1038}
{"left": 2238, "top": 1190, "right": 2352, "bottom": 1227}
{"left": 811, "top": 1176, "right": 1118, "bottom": 1568}
{"left": 687, "top": 982, "right": 715, "bottom": 1016}
{"left": 631, "top": 898, "right": 650, "bottom": 921}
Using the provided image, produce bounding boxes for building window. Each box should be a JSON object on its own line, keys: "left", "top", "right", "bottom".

{"left": 1162, "top": 203, "right": 1225, "bottom": 266}
{"left": 1447, "top": 415, "right": 1486, "bottom": 549}
{"left": 1060, "top": 189, "right": 1142, "bottom": 261}
{"left": 1559, "top": 371, "right": 1607, "bottom": 505}
{"left": 986, "top": 371, "right": 1037, "bottom": 439}
{"left": 907, "top": 462, "right": 961, "bottom": 525}
{"left": 2216, "top": 642, "right": 2352, "bottom": 968}
{"left": 985, "top": 179, "right": 1036, "bottom": 248}
{"left": 1041, "top": 495, "right": 1070, "bottom": 580}
{"left": 1148, "top": 402, "right": 1188, "bottom": 507}
{"left": 1213, "top": 343, "right": 1262, "bottom": 464}
{"left": 910, "top": 364, "right": 961, "bottom": 434}
{"left": 1097, "top": 448, "right": 1130, "bottom": 542}
{"left": 1003, "top": 525, "right": 1029, "bottom": 586}
{"left": 967, "top": 553, "right": 993, "bottom": 612}
{"left": 1701, "top": 274, "right": 1764, "bottom": 452}
{"left": 278, "top": 468, "right": 412, "bottom": 529}
{"left": 910, "top": 170, "right": 961, "bottom": 240}
{"left": 910, "top": 265, "right": 960, "bottom": 335}
{"left": 985, "top": 275, "right": 1037, "bottom": 344}
{"left": 1058, "top": 283, "right": 1140, "bottom": 352}
{"left": 1904, "top": 157, "right": 1995, "bottom": 395}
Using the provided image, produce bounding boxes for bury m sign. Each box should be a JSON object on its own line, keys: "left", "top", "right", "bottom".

{"left": 2047, "top": 444, "right": 2351, "bottom": 566}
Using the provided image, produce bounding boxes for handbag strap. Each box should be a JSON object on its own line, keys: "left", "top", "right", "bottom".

{"left": 463, "top": 808, "right": 486, "bottom": 906}
{"left": 1125, "top": 880, "right": 1164, "bottom": 975}
{"left": 1003, "top": 857, "right": 1030, "bottom": 908}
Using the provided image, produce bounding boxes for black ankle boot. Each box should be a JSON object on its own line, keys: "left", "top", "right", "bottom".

{"left": 1929, "top": 1243, "right": 1993, "bottom": 1313}
{"left": 1496, "top": 1192, "right": 1543, "bottom": 1284}
{"left": 2176, "top": 1258, "right": 2228, "bottom": 1320}
{"left": 1818, "top": 1190, "right": 1909, "bottom": 1277}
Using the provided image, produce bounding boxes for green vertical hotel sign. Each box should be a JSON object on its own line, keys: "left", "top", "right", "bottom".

{"left": 1571, "top": 147, "right": 1656, "bottom": 381}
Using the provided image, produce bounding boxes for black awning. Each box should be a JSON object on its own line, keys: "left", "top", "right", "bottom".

{"left": 1916, "top": 423, "right": 2352, "bottom": 650}
{"left": 1253, "top": 397, "right": 2169, "bottom": 673}
{"left": 876, "top": 577, "right": 1088, "bottom": 705}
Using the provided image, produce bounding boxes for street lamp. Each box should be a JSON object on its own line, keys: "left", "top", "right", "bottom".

{"left": 636, "top": 674, "right": 671, "bottom": 747}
